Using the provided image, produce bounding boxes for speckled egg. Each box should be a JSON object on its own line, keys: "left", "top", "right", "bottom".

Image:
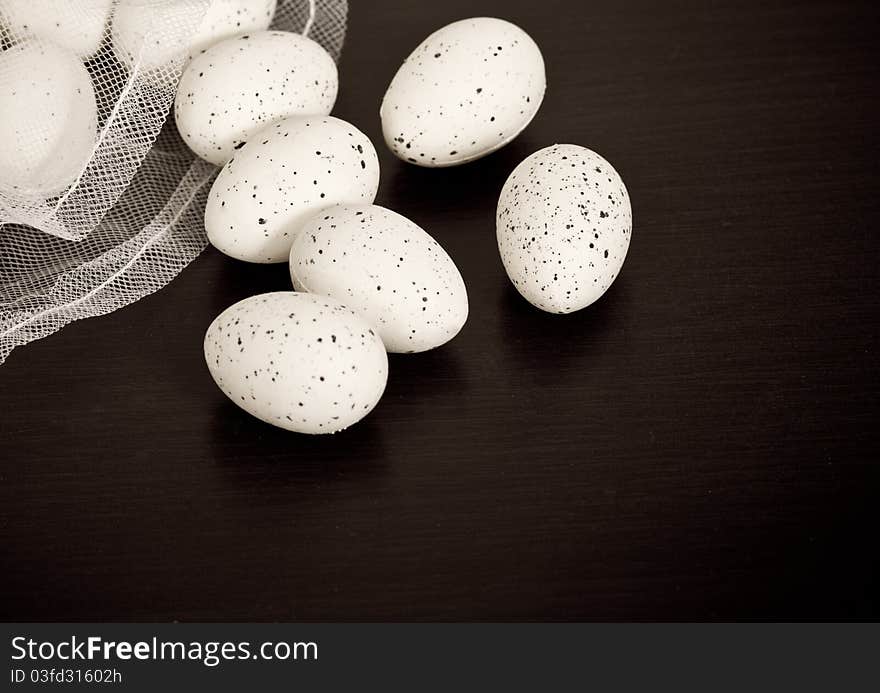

{"left": 0, "top": 0, "right": 113, "bottom": 58}
{"left": 112, "top": 0, "right": 276, "bottom": 76}
{"left": 204, "top": 292, "right": 388, "bottom": 434}
{"left": 188, "top": 0, "right": 277, "bottom": 61}
{"left": 0, "top": 41, "right": 97, "bottom": 196}
{"left": 289, "top": 204, "right": 468, "bottom": 353}
{"left": 380, "top": 17, "right": 545, "bottom": 167}
{"left": 205, "top": 115, "right": 380, "bottom": 264}
{"left": 175, "top": 31, "right": 337, "bottom": 166}
{"left": 497, "top": 144, "right": 632, "bottom": 313}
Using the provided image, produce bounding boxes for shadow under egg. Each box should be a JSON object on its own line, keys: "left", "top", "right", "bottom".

{"left": 379, "top": 131, "right": 544, "bottom": 222}
{"left": 208, "top": 395, "right": 390, "bottom": 479}
{"left": 386, "top": 344, "right": 469, "bottom": 394}
{"left": 209, "top": 247, "right": 296, "bottom": 307}
{"left": 498, "top": 273, "right": 634, "bottom": 374}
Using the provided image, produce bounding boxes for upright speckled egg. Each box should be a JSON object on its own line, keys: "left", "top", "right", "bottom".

{"left": 380, "top": 17, "right": 545, "bottom": 167}
{"left": 204, "top": 292, "right": 388, "bottom": 434}
{"left": 112, "top": 0, "right": 276, "bottom": 76}
{"left": 497, "top": 144, "right": 632, "bottom": 313}
{"left": 205, "top": 115, "right": 380, "bottom": 264}
{"left": 0, "top": 0, "right": 113, "bottom": 58}
{"left": 289, "top": 204, "right": 468, "bottom": 353}
{"left": 175, "top": 31, "right": 337, "bottom": 165}
{"left": 0, "top": 41, "right": 97, "bottom": 196}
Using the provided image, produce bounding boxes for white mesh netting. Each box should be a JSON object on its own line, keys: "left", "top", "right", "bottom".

{"left": 0, "top": 0, "right": 348, "bottom": 364}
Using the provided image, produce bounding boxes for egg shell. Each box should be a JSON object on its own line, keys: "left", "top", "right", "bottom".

{"left": 0, "top": 0, "right": 113, "bottom": 58}
{"left": 290, "top": 204, "right": 468, "bottom": 353}
{"left": 112, "top": 0, "right": 276, "bottom": 76}
{"left": 204, "top": 291, "right": 388, "bottom": 434}
{"left": 497, "top": 144, "right": 632, "bottom": 313}
{"left": 175, "top": 30, "right": 337, "bottom": 166}
{"left": 380, "top": 17, "right": 545, "bottom": 167}
{"left": 0, "top": 41, "right": 98, "bottom": 196}
{"left": 188, "top": 0, "right": 277, "bottom": 61}
{"left": 205, "top": 115, "right": 381, "bottom": 264}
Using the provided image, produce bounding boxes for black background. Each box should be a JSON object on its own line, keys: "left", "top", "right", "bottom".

{"left": 1, "top": 0, "right": 878, "bottom": 621}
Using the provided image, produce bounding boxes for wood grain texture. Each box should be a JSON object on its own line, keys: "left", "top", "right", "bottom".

{"left": 1, "top": 0, "right": 878, "bottom": 621}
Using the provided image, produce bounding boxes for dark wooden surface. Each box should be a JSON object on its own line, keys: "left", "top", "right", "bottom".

{"left": 1, "top": 0, "right": 878, "bottom": 621}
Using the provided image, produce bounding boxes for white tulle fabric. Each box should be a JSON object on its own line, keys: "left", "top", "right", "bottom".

{"left": 0, "top": 0, "right": 348, "bottom": 363}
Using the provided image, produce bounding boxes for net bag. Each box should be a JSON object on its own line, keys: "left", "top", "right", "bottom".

{"left": 0, "top": 0, "right": 348, "bottom": 364}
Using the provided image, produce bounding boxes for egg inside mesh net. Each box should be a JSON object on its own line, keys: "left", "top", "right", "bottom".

{"left": 0, "top": 0, "right": 348, "bottom": 364}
